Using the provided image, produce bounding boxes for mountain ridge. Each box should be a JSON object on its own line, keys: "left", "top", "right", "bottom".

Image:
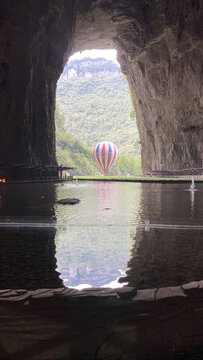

{"left": 61, "top": 57, "right": 120, "bottom": 79}
{"left": 55, "top": 105, "right": 141, "bottom": 176}
{"left": 56, "top": 57, "right": 140, "bottom": 157}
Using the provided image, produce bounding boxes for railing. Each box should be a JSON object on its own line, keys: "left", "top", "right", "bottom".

{"left": 0, "top": 219, "right": 202, "bottom": 231}
{"left": 146, "top": 168, "right": 203, "bottom": 178}
{"left": 146, "top": 175, "right": 203, "bottom": 179}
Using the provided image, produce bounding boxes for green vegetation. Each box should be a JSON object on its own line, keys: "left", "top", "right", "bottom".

{"left": 55, "top": 105, "right": 97, "bottom": 175}
{"left": 56, "top": 57, "right": 140, "bottom": 156}
{"left": 55, "top": 57, "right": 142, "bottom": 175}
{"left": 55, "top": 105, "right": 141, "bottom": 176}
{"left": 73, "top": 176, "right": 203, "bottom": 182}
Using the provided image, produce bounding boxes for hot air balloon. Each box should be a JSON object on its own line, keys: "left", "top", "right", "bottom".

{"left": 93, "top": 141, "right": 118, "bottom": 175}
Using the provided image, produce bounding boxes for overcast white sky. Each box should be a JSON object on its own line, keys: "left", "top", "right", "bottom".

{"left": 69, "top": 49, "right": 118, "bottom": 64}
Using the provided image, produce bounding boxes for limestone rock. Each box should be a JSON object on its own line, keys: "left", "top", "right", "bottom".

{"left": 0, "top": 0, "right": 202, "bottom": 174}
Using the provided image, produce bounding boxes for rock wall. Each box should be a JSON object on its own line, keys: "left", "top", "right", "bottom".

{"left": 0, "top": 0, "right": 202, "bottom": 174}
{"left": 73, "top": 0, "right": 203, "bottom": 172}
{"left": 0, "top": 0, "right": 77, "bottom": 168}
{"left": 116, "top": 1, "right": 203, "bottom": 172}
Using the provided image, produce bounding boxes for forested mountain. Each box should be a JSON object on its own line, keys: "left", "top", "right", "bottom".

{"left": 56, "top": 57, "right": 140, "bottom": 156}
{"left": 55, "top": 106, "right": 141, "bottom": 176}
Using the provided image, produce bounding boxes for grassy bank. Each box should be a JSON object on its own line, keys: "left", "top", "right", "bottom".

{"left": 73, "top": 175, "right": 203, "bottom": 183}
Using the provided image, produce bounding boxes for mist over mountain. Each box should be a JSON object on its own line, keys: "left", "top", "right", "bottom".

{"left": 56, "top": 57, "right": 139, "bottom": 156}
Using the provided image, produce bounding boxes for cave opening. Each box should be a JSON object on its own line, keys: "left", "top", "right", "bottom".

{"left": 55, "top": 48, "right": 141, "bottom": 177}
{"left": 0, "top": 0, "right": 202, "bottom": 181}
{"left": 0, "top": 2, "right": 203, "bottom": 359}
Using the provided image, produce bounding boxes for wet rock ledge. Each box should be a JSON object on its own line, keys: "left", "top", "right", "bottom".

{"left": 1, "top": 281, "right": 203, "bottom": 359}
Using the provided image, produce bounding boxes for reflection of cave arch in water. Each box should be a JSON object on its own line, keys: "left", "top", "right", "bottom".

{"left": 0, "top": 229, "right": 63, "bottom": 290}
{"left": 2, "top": 182, "right": 203, "bottom": 291}
{"left": 55, "top": 181, "right": 142, "bottom": 288}
{"left": 120, "top": 182, "right": 203, "bottom": 289}
{"left": 120, "top": 227, "right": 203, "bottom": 289}
{"left": 0, "top": 183, "right": 63, "bottom": 290}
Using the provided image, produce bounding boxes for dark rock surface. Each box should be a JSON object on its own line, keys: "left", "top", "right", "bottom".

{"left": 0, "top": 1, "right": 202, "bottom": 175}
{"left": 0, "top": 0, "right": 77, "bottom": 168}
{"left": 1, "top": 282, "right": 203, "bottom": 359}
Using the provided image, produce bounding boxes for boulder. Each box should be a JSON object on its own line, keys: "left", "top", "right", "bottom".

{"left": 56, "top": 198, "right": 80, "bottom": 205}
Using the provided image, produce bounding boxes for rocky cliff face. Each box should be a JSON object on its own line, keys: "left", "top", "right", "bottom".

{"left": 116, "top": 1, "right": 203, "bottom": 172}
{"left": 73, "top": 0, "right": 203, "bottom": 173}
{"left": 0, "top": 0, "right": 202, "bottom": 176}
{"left": 0, "top": 0, "right": 77, "bottom": 168}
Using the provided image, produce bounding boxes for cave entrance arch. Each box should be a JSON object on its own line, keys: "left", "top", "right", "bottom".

{"left": 55, "top": 48, "right": 140, "bottom": 176}
{"left": 68, "top": 0, "right": 202, "bottom": 174}
{"left": 0, "top": 1, "right": 202, "bottom": 180}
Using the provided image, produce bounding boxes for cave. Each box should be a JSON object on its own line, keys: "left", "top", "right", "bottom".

{"left": 0, "top": 0, "right": 202, "bottom": 179}
{"left": 0, "top": 2, "right": 203, "bottom": 357}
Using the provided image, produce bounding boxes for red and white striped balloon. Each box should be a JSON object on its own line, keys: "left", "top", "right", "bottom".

{"left": 93, "top": 141, "right": 118, "bottom": 174}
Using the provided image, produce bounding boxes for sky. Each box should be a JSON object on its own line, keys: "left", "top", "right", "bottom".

{"left": 69, "top": 49, "right": 118, "bottom": 64}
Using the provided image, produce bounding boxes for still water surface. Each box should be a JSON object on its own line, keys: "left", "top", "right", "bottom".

{"left": 0, "top": 181, "right": 202, "bottom": 290}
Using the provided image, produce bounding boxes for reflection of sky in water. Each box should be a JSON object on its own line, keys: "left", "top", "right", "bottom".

{"left": 55, "top": 181, "right": 141, "bottom": 288}
{"left": 0, "top": 181, "right": 203, "bottom": 290}
{"left": 55, "top": 181, "right": 141, "bottom": 226}
{"left": 55, "top": 181, "right": 203, "bottom": 289}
